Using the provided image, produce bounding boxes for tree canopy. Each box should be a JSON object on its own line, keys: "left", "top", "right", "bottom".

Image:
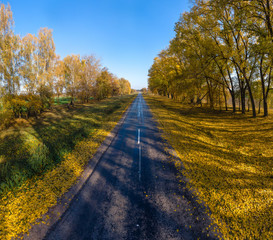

{"left": 148, "top": 0, "right": 273, "bottom": 117}
{"left": 0, "top": 3, "right": 131, "bottom": 124}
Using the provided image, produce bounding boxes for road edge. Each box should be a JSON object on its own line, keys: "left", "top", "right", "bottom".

{"left": 143, "top": 94, "right": 223, "bottom": 239}
{"left": 22, "top": 97, "right": 136, "bottom": 240}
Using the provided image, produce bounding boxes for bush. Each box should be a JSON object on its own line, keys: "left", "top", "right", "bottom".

{"left": 37, "top": 85, "right": 53, "bottom": 110}
{"left": 1, "top": 94, "right": 45, "bottom": 120}
{"left": 0, "top": 109, "right": 14, "bottom": 129}
{"left": 25, "top": 94, "right": 43, "bottom": 118}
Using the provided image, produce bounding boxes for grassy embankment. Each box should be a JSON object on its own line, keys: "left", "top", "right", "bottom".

{"left": 144, "top": 94, "right": 273, "bottom": 240}
{"left": 0, "top": 94, "right": 136, "bottom": 240}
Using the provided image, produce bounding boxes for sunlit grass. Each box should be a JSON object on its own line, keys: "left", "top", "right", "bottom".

{"left": 144, "top": 94, "right": 273, "bottom": 240}
{"left": 0, "top": 94, "right": 136, "bottom": 240}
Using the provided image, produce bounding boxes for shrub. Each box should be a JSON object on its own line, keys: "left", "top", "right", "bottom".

{"left": 0, "top": 109, "right": 14, "bottom": 129}
{"left": 25, "top": 94, "right": 43, "bottom": 118}
{"left": 37, "top": 85, "right": 53, "bottom": 110}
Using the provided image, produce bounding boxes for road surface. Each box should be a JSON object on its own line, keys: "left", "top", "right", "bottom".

{"left": 45, "top": 94, "right": 219, "bottom": 240}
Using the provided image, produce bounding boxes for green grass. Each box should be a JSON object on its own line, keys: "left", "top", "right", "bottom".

{"left": 53, "top": 97, "right": 73, "bottom": 105}
{"left": 0, "top": 94, "right": 136, "bottom": 240}
{"left": 144, "top": 94, "right": 273, "bottom": 240}
{"left": 53, "top": 97, "right": 94, "bottom": 105}
{"left": 0, "top": 94, "right": 135, "bottom": 195}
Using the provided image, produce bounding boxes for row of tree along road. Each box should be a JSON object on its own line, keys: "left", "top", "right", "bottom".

{"left": 148, "top": 0, "right": 273, "bottom": 117}
{"left": 0, "top": 4, "right": 131, "bottom": 126}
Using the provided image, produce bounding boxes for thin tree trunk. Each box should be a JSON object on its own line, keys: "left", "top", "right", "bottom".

{"left": 245, "top": 81, "right": 256, "bottom": 117}
{"left": 263, "top": 98, "right": 268, "bottom": 116}
{"left": 248, "top": 98, "right": 250, "bottom": 112}
{"left": 230, "top": 90, "right": 236, "bottom": 113}
{"left": 239, "top": 94, "right": 241, "bottom": 111}
{"left": 260, "top": 57, "right": 269, "bottom": 117}
{"left": 206, "top": 78, "right": 214, "bottom": 109}
{"left": 223, "top": 86, "right": 228, "bottom": 111}
{"left": 241, "top": 87, "right": 246, "bottom": 114}
{"left": 219, "top": 86, "right": 222, "bottom": 111}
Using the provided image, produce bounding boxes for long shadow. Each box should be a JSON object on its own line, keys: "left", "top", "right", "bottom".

{"left": 0, "top": 97, "right": 128, "bottom": 196}
{"left": 43, "top": 95, "right": 223, "bottom": 240}
{"left": 29, "top": 99, "right": 123, "bottom": 171}
{"left": 56, "top": 139, "right": 218, "bottom": 239}
{"left": 147, "top": 96, "right": 266, "bottom": 122}
{"left": 0, "top": 95, "right": 137, "bottom": 240}
{"left": 144, "top": 96, "right": 273, "bottom": 239}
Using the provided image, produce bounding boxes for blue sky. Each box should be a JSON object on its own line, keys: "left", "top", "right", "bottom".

{"left": 1, "top": 0, "right": 191, "bottom": 89}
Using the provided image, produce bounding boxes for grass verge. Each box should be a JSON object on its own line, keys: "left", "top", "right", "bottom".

{"left": 0, "top": 94, "right": 136, "bottom": 240}
{"left": 144, "top": 94, "right": 273, "bottom": 240}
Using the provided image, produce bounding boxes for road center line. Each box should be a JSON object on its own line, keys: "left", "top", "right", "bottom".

{"left": 138, "top": 128, "right": 140, "bottom": 144}
{"left": 139, "top": 145, "right": 141, "bottom": 181}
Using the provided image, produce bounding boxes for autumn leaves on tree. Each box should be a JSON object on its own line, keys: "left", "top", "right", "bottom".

{"left": 149, "top": 0, "right": 273, "bottom": 117}
{"left": 0, "top": 3, "right": 131, "bottom": 124}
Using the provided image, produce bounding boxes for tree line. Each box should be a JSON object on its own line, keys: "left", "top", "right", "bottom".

{"left": 148, "top": 0, "right": 273, "bottom": 117}
{"left": 0, "top": 4, "right": 131, "bottom": 122}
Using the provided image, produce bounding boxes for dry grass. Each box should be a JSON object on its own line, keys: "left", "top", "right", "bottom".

{"left": 144, "top": 94, "right": 273, "bottom": 240}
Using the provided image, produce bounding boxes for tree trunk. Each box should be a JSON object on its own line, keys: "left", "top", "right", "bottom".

{"left": 231, "top": 92, "right": 236, "bottom": 113}
{"left": 241, "top": 88, "right": 246, "bottom": 114}
{"left": 248, "top": 98, "right": 250, "bottom": 112}
{"left": 205, "top": 78, "right": 214, "bottom": 109}
{"left": 263, "top": 98, "right": 268, "bottom": 117}
{"left": 70, "top": 95, "right": 74, "bottom": 106}
{"left": 260, "top": 56, "right": 269, "bottom": 117}
{"left": 223, "top": 86, "right": 228, "bottom": 111}
{"left": 239, "top": 94, "right": 241, "bottom": 111}
{"left": 261, "top": 78, "right": 269, "bottom": 116}
{"left": 209, "top": 94, "right": 214, "bottom": 109}
{"left": 230, "top": 90, "right": 236, "bottom": 113}
{"left": 219, "top": 86, "right": 222, "bottom": 111}
{"left": 245, "top": 81, "right": 256, "bottom": 117}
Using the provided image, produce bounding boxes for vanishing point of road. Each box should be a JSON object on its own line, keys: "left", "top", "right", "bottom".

{"left": 45, "top": 94, "right": 218, "bottom": 240}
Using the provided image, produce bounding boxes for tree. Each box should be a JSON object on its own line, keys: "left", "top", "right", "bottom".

{"left": 53, "top": 57, "right": 65, "bottom": 101}
{"left": 111, "top": 77, "right": 121, "bottom": 96}
{"left": 78, "top": 55, "right": 100, "bottom": 103}
{"left": 63, "top": 54, "right": 82, "bottom": 105}
{"left": 149, "top": 0, "right": 273, "bottom": 117}
{"left": 0, "top": 2, "right": 132, "bottom": 125}
{"left": 94, "top": 68, "right": 112, "bottom": 100}
{"left": 242, "top": 0, "right": 273, "bottom": 116}
{"left": 119, "top": 78, "right": 131, "bottom": 95}
{"left": 21, "top": 33, "right": 39, "bottom": 94}
{"left": 0, "top": 3, "right": 20, "bottom": 96}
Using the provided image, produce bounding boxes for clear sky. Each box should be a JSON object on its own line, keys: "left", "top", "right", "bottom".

{"left": 1, "top": 0, "right": 191, "bottom": 89}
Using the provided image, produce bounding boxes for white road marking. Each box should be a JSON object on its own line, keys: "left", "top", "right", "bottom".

{"left": 138, "top": 99, "right": 141, "bottom": 122}
{"left": 137, "top": 96, "right": 142, "bottom": 181}
{"left": 139, "top": 145, "right": 142, "bottom": 181}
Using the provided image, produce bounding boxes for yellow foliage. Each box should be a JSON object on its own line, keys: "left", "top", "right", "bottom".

{"left": 145, "top": 95, "right": 273, "bottom": 240}
{"left": 0, "top": 95, "right": 136, "bottom": 240}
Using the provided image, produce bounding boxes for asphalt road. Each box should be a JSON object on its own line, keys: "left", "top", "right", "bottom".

{"left": 45, "top": 94, "right": 219, "bottom": 240}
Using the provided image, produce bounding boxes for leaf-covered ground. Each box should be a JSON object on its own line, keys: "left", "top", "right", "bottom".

{"left": 144, "top": 94, "right": 273, "bottom": 240}
{"left": 0, "top": 94, "right": 136, "bottom": 240}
